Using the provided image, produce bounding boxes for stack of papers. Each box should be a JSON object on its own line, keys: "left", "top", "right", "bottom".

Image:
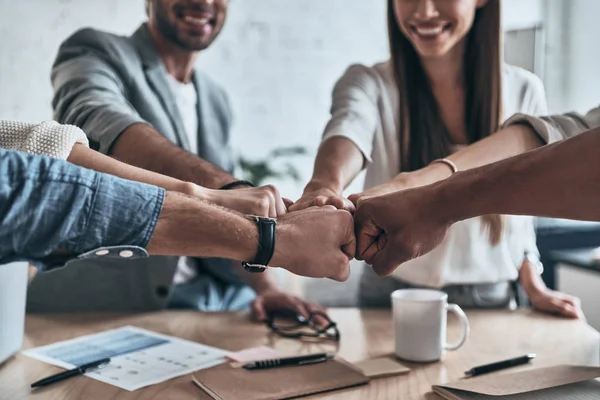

{"left": 23, "top": 326, "right": 228, "bottom": 391}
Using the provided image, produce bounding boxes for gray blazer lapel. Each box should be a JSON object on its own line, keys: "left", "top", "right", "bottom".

{"left": 193, "top": 72, "right": 234, "bottom": 171}
{"left": 131, "top": 24, "right": 191, "bottom": 151}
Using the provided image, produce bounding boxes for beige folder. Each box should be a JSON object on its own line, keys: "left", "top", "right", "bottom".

{"left": 191, "top": 358, "right": 369, "bottom": 400}
{"left": 432, "top": 365, "right": 600, "bottom": 400}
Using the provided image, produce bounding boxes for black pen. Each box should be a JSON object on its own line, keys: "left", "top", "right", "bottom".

{"left": 243, "top": 353, "right": 333, "bottom": 370}
{"left": 465, "top": 354, "right": 536, "bottom": 377}
{"left": 31, "top": 358, "right": 111, "bottom": 388}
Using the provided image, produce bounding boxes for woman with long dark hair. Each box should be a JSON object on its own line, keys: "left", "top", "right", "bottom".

{"left": 292, "top": 0, "right": 583, "bottom": 318}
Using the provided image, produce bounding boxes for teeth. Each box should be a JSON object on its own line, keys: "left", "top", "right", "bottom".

{"left": 183, "top": 15, "right": 210, "bottom": 25}
{"left": 415, "top": 26, "right": 443, "bottom": 36}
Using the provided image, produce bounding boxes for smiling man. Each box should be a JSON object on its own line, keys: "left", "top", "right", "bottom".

{"left": 41, "top": 0, "right": 323, "bottom": 319}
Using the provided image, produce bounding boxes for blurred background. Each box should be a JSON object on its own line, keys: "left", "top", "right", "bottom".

{"left": 1, "top": 0, "right": 599, "bottom": 325}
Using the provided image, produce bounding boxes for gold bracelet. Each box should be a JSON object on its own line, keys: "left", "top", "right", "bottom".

{"left": 429, "top": 158, "right": 459, "bottom": 175}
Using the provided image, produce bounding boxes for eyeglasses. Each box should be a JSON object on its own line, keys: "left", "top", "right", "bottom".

{"left": 265, "top": 311, "right": 340, "bottom": 342}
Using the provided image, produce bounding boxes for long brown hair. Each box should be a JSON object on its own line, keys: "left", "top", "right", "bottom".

{"left": 388, "top": 0, "right": 503, "bottom": 244}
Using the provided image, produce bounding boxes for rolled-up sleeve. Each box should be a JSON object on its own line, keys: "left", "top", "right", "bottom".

{"left": 503, "top": 105, "right": 600, "bottom": 145}
{"left": 52, "top": 44, "right": 148, "bottom": 155}
{"left": 322, "top": 65, "right": 381, "bottom": 164}
{"left": 0, "top": 148, "right": 164, "bottom": 269}
{"left": 0, "top": 120, "right": 89, "bottom": 160}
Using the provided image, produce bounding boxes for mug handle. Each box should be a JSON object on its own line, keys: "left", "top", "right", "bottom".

{"left": 444, "top": 303, "right": 470, "bottom": 351}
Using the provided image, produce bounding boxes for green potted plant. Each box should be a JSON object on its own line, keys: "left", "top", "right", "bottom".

{"left": 237, "top": 146, "right": 309, "bottom": 186}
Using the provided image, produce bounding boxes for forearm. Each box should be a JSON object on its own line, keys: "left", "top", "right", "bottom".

{"left": 67, "top": 143, "right": 199, "bottom": 196}
{"left": 0, "top": 149, "right": 162, "bottom": 268}
{"left": 110, "top": 123, "right": 237, "bottom": 189}
{"left": 408, "top": 124, "right": 544, "bottom": 187}
{"left": 439, "top": 127, "right": 600, "bottom": 222}
{"left": 306, "top": 137, "right": 364, "bottom": 193}
{"left": 147, "top": 192, "right": 258, "bottom": 261}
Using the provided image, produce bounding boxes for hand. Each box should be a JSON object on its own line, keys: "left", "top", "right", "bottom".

{"left": 250, "top": 288, "right": 328, "bottom": 326}
{"left": 289, "top": 183, "right": 355, "bottom": 213}
{"left": 198, "top": 185, "right": 287, "bottom": 217}
{"left": 271, "top": 206, "right": 356, "bottom": 281}
{"left": 348, "top": 175, "right": 413, "bottom": 207}
{"left": 528, "top": 288, "right": 585, "bottom": 319}
{"left": 354, "top": 186, "right": 451, "bottom": 276}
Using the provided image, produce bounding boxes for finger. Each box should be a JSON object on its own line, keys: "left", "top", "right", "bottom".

{"left": 354, "top": 206, "right": 383, "bottom": 261}
{"left": 326, "top": 196, "right": 356, "bottom": 213}
{"left": 283, "top": 197, "right": 294, "bottom": 210}
{"left": 290, "top": 299, "right": 310, "bottom": 320}
{"left": 251, "top": 297, "right": 266, "bottom": 321}
{"left": 287, "top": 200, "right": 302, "bottom": 212}
{"left": 372, "top": 247, "right": 404, "bottom": 277}
{"left": 305, "top": 205, "right": 337, "bottom": 213}
{"left": 272, "top": 191, "right": 287, "bottom": 217}
{"left": 330, "top": 254, "right": 351, "bottom": 282}
{"left": 340, "top": 212, "right": 357, "bottom": 260}
{"left": 561, "top": 304, "right": 580, "bottom": 319}
{"left": 326, "top": 196, "right": 346, "bottom": 210}
{"left": 312, "top": 195, "right": 328, "bottom": 207}
{"left": 306, "top": 304, "right": 329, "bottom": 327}
{"left": 265, "top": 191, "right": 277, "bottom": 218}
{"left": 347, "top": 193, "right": 361, "bottom": 207}
{"left": 556, "top": 297, "right": 582, "bottom": 319}
{"left": 543, "top": 297, "right": 566, "bottom": 314}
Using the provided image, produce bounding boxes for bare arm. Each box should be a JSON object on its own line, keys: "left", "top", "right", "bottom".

{"left": 443, "top": 126, "right": 600, "bottom": 222}
{"left": 351, "top": 123, "right": 546, "bottom": 206}
{"left": 411, "top": 124, "right": 545, "bottom": 185}
{"left": 147, "top": 193, "right": 355, "bottom": 282}
{"left": 290, "top": 137, "right": 364, "bottom": 212}
{"left": 110, "top": 123, "right": 237, "bottom": 189}
{"left": 68, "top": 143, "right": 197, "bottom": 194}
{"left": 354, "top": 126, "right": 600, "bottom": 276}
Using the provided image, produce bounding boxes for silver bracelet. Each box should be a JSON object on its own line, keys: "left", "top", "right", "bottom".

{"left": 429, "top": 158, "right": 459, "bottom": 175}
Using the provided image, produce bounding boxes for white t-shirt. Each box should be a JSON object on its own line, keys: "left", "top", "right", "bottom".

{"left": 166, "top": 74, "right": 200, "bottom": 284}
{"left": 166, "top": 74, "right": 199, "bottom": 154}
{"left": 322, "top": 61, "right": 549, "bottom": 288}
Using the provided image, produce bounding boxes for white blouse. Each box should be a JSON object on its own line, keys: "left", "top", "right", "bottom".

{"left": 322, "top": 61, "right": 549, "bottom": 287}
{"left": 0, "top": 120, "right": 89, "bottom": 160}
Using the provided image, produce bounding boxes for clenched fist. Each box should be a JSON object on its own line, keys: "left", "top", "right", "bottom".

{"left": 353, "top": 186, "right": 452, "bottom": 276}
{"left": 271, "top": 206, "right": 356, "bottom": 282}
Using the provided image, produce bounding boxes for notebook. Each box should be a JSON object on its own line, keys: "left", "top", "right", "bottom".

{"left": 432, "top": 365, "right": 600, "bottom": 400}
{"left": 191, "top": 358, "right": 369, "bottom": 400}
{"left": 353, "top": 356, "right": 410, "bottom": 379}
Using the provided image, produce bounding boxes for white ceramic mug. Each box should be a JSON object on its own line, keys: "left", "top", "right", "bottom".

{"left": 391, "top": 289, "right": 470, "bottom": 363}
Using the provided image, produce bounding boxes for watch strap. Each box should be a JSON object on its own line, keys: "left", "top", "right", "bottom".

{"left": 242, "top": 216, "right": 277, "bottom": 273}
{"left": 219, "top": 180, "right": 256, "bottom": 190}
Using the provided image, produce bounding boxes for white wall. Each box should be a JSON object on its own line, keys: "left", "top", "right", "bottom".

{"left": 542, "top": 0, "right": 600, "bottom": 114}
{"left": 0, "top": 0, "right": 545, "bottom": 199}
{"left": 0, "top": 0, "right": 389, "bottom": 199}
{"left": 560, "top": 0, "right": 600, "bottom": 114}
{"left": 502, "top": 0, "right": 543, "bottom": 30}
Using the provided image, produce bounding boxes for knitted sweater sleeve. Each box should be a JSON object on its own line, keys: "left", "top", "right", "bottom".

{"left": 0, "top": 120, "right": 89, "bottom": 160}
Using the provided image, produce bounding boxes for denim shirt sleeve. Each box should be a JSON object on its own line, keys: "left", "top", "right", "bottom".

{"left": 0, "top": 148, "right": 164, "bottom": 270}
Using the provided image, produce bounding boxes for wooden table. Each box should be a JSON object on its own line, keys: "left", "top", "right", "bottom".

{"left": 1, "top": 309, "right": 598, "bottom": 400}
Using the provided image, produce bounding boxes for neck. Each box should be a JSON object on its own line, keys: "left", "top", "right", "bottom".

{"left": 148, "top": 23, "right": 198, "bottom": 83}
{"left": 421, "top": 41, "right": 466, "bottom": 89}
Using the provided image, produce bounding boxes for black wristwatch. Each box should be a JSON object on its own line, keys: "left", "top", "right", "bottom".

{"left": 242, "top": 216, "right": 277, "bottom": 273}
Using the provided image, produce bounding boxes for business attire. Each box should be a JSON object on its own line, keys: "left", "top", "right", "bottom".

{"left": 322, "top": 61, "right": 549, "bottom": 308}
{"left": 505, "top": 104, "right": 600, "bottom": 140}
{"left": 0, "top": 147, "right": 163, "bottom": 270}
{"left": 25, "top": 23, "right": 253, "bottom": 313}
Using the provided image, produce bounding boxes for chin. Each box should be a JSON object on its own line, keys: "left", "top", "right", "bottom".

{"left": 414, "top": 46, "right": 449, "bottom": 59}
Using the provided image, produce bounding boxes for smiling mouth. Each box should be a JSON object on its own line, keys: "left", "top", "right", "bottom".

{"left": 411, "top": 23, "right": 452, "bottom": 38}
{"left": 175, "top": 7, "right": 215, "bottom": 29}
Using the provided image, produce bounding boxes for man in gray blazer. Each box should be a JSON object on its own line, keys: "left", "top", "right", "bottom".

{"left": 33, "top": 0, "right": 322, "bottom": 319}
